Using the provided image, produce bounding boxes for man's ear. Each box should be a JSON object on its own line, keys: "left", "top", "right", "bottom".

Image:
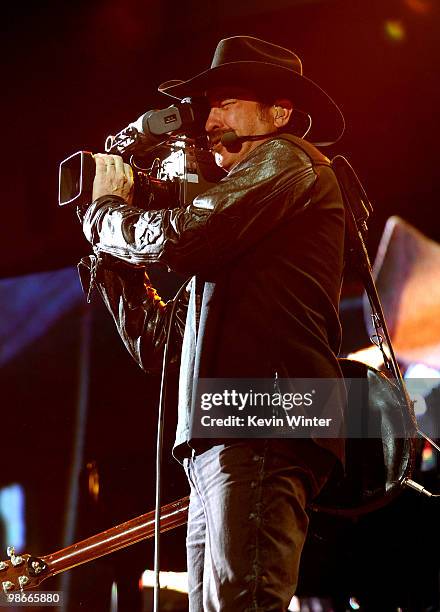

{"left": 272, "top": 99, "right": 294, "bottom": 128}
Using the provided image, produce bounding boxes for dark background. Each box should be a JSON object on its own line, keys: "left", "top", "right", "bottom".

{"left": 2, "top": 0, "right": 440, "bottom": 279}
{"left": 2, "top": 0, "right": 440, "bottom": 610}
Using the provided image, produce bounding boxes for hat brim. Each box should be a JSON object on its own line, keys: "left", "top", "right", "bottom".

{"left": 158, "top": 61, "right": 344, "bottom": 146}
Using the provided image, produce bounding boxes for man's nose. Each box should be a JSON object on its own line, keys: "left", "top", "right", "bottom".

{"left": 205, "top": 106, "right": 223, "bottom": 132}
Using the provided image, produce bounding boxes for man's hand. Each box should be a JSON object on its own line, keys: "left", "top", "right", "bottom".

{"left": 92, "top": 153, "right": 134, "bottom": 205}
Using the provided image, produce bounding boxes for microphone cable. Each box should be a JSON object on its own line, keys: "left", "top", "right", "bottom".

{"left": 153, "top": 277, "right": 190, "bottom": 612}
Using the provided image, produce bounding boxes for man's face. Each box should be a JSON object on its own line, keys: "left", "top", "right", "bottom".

{"left": 205, "top": 87, "right": 276, "bottom": 172}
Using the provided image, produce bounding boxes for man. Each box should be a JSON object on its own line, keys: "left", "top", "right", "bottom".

{"left": 78, "top": 36, "right": 346, "bottom": 611}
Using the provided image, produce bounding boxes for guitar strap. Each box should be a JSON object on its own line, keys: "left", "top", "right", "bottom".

{"left": 331, "top": 155, "right": 418, "bottom": 480}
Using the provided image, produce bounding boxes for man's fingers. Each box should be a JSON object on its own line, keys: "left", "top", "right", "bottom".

{"left": 123, "top": 162, "right": 134, "bottom": 183}
{"left": 92, "top": 153, "right": 134, "bottom": 204}
{"left": 110, "top": 154, "right": 125, "bottom": 174}
{"left": 94, "top": 153, "right": 125, "bottom": 174}
{"left": 94, "top": 154, "right": 106, "bottom": 168}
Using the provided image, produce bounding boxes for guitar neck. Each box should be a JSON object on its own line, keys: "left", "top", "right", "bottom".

{"left": 40, "top": 496, "right": 189, "bottom": 583}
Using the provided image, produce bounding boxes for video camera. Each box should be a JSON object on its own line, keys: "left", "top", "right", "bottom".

{"left": 58, "top": 97, "right": 224, "bottom": 210}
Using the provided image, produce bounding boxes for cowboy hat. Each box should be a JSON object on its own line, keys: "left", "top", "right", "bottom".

{"left": 158, "top": 35, "right": 345, "bottom": 146}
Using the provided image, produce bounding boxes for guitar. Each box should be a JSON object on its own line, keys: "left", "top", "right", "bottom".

{"left": 0, "top": 359, "right": 416, "bottom": 593}
{"left": 0, "top": 496, "right": 189, "bottom": 594}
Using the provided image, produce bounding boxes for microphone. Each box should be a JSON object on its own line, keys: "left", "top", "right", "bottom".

{"left": 218, "top": 111, "right": 313, "bottom": 149}
{"left": 220, "top": 130, "right": 279, "bottom": 147}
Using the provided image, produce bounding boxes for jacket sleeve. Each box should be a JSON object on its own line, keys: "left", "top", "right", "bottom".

{"left": 81, "top": 138, "right": 318, "bottom": 277}
{"left": 77, "top": 251, "right": 189, "bottom": 374}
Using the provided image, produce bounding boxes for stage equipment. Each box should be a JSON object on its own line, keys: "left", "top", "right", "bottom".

{"left": 365, "top": 216, "right": 440, "bottom": 369}
{"left": 58, "top": 97, "right": 222, "bottom": 209}
{"left": 322, "top": 161, "right": 440, "bottom": 515}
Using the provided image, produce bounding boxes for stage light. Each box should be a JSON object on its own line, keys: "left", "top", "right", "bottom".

{"left": 0, "top": 484, "right": 25, "bottom": 550}
{"left": 141, "top": 569, "right": 188, "bottom": 593}
{"left": 346, "top": 345, "right": 384, "bottom": 370}
{"left": 405, "top": 363, "right": 440, "bottom": 381}
{"left": 421, "top": 441, "right": 436, "bottom": 471}
{"left": 384, "top": 20, "right": 406, "bottom": 42}
{"left": 404, "top": 363, "right": 440, "bottom": 416}
{"left": 110, "top": 581, "right": 118, "bottom": 612}
{"left": 410, "top": 393, "right": 428, "bottom": 417}
{"left": 404, "top": 0, "right": 432, "bottom": 15}
{"left": 349, "top": 597, "right": 361, "bottom": 610}
{"left": 288, "top": 596, "right": 300, "bottom": 611}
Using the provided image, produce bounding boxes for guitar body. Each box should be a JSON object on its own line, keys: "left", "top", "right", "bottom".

{"left": 310, "top": 358, "right": 417, "bottom": 517}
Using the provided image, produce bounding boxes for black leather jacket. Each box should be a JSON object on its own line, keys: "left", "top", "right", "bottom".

{"left": 79, "top": 134, "right": 346, "bottom": 466}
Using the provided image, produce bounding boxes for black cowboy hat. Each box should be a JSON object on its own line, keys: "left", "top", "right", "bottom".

{"left": 158, "top": 35, "right": 345, "bottom": 146}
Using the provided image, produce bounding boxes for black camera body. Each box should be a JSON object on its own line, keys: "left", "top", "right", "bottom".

{"left": 58, "top": 98, "right": 223, "bottom": 210}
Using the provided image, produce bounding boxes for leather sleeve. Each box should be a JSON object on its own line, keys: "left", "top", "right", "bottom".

{"left": 77, "top": 252, "right": 189, "bottom": 374}
{"left": 81, "top": 138, "right": 318, "bottom": 278}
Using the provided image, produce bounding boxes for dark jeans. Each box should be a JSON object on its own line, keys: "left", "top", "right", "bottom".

{"left": 183, "top": 439, "right": 335, "bottom": 612}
